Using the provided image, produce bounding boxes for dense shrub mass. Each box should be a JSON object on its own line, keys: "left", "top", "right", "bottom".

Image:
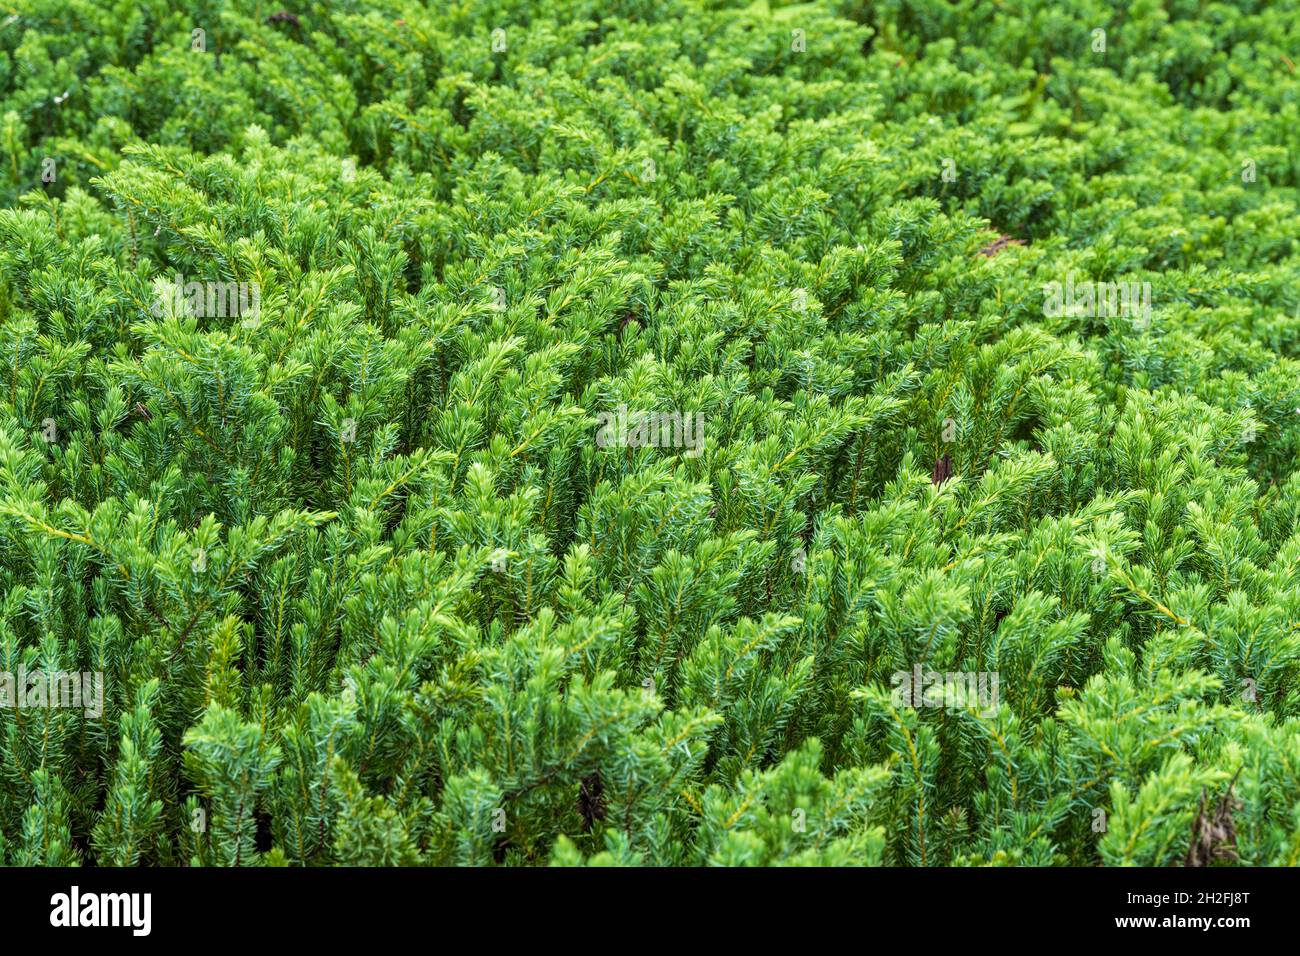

{"left": 0, "top": 0, "right": 1298, "bottom": 867}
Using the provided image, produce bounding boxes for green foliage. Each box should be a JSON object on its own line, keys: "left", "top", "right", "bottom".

{"left": 0, "top": 0, "right": 1298, "bottom": 866}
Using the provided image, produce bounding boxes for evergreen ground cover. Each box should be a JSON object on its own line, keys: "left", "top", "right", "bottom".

{"left": 0, "top": 0, "right": 1298, "bottom": 867}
